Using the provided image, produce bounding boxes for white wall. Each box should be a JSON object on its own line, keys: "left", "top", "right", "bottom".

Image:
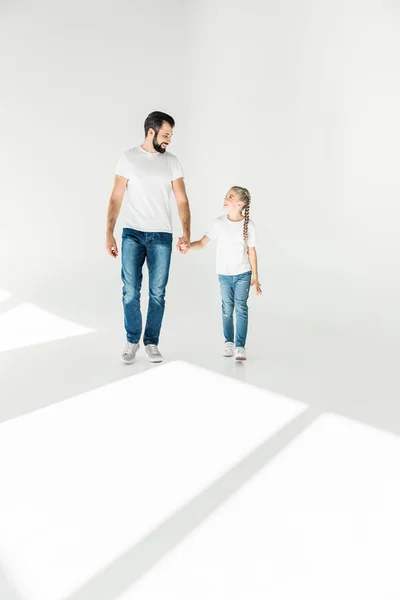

{"left": 173, "top": 0, "right": 400, "bottom": 337}
{"left": 0, "top": 0, "right": 188, "bottom": 324}
{"left": 1, "top": 0, "right": 399, "bottom": 338}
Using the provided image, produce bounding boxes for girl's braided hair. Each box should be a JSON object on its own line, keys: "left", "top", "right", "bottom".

{"left": 231, "top": 186, "right": 251, "bottom": 244}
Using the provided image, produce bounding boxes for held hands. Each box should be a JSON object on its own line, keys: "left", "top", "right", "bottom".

{"left": 251, "top": 279, "right": 262, "bottom": 295}
{"left": 106, "top": 234, "right": 118, "bottom": 258}
{"left": 106, "top": 234, "right": 189, "bottom": 258}
{"left": 176, "top": 236, "right": 190, "bottom": 255}
{"left": 175, "top": 237, "right": 262, "bottom": 295}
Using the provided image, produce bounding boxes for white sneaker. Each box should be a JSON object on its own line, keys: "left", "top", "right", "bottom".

{"left": 122, "top": 341, "right": 140, "bottom": 364}
{"left": 145, "top": 344, "right": 163, "bottom": 363}
{"left": 223, "top": 342, "right": 235, "bottom": 357}
{"left": 235, "top": 347, "right": 247, "bottom": 361}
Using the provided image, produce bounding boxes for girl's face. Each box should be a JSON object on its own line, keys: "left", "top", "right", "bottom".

{"left": 223, "top": 189, "right": 243, "bottom": 211}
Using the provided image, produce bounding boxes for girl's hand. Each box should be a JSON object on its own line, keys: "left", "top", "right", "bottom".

{"left": 176, "top": 236, "right": 190, "bottom": 254}
{"left": 251, "top": 279, "right": 262, "bottom": 295}
{"left": 180, "top": 242, "right": 190, "bottom": 253}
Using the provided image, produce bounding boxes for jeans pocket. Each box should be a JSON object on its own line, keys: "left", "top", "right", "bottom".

{"left": 235, "top": 276, "right": 251, "bottom": 301}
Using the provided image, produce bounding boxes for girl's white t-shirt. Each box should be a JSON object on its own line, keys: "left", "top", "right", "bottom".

{"left": 205, "top": 215, "right": 257, "bottom": 275}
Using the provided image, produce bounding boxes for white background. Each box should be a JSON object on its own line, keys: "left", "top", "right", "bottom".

{"left": 1, "top": 2, "right": 400, "bottom": 598}
{"left": 1, "top": 0, "right": 400, "bottom": 338}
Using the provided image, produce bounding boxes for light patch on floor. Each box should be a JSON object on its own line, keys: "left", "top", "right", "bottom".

{"left": 0, "top": 289, "right": 12, "bottom": 304}
{"left": 0, "top": 303, "right": 95, "bottom": 352}
{"left": 0, "top": 361, "right": 306, "bottom": 600}
{"left": 128, "top": 412, "right": 400, "bottom": 600}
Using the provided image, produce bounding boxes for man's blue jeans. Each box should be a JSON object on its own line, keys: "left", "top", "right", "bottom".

{"left": 218, "top": 271, "right": 251, "bottom": 348}
{"left": 121, "top": 228, "right": 172, "bottom": 345}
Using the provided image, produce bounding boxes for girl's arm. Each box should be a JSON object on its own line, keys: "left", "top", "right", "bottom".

{"left": 182, "top": 235, "right": 211, "bottom": 251}
{"left": 248, "top": 247, "right": 262, "bottom": 295}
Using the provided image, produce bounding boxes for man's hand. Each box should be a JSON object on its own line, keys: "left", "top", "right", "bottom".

{"left": 172, "top": 178, "right": 191, "bottom": 253}
{"left": 251, "top": 279, "right": 262, "bottom": 295}
{"left": 106, "top": 234, "right": 118, "bottom": 258}
{"left": 176, "top": 235, "right": 190, "bottom": 255}
{"left": 106, "top": 175, "right": 126, "bottom": 258}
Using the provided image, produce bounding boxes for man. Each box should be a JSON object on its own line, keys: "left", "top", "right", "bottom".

{"left": 106, "top": 111, "right": 191, "bottom": 364}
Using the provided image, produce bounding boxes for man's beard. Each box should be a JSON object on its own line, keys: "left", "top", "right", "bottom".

{"left": 153, "top": 134, "right": 167, "bottom": 154}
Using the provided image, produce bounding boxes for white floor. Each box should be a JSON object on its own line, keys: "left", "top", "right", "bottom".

{"left": 1, "top": 283, "right": 400, "bottom": 600}
{"left": 129, "top": 413, "right": 400, "bottom": 600}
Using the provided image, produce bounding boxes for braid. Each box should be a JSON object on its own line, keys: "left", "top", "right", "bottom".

{"left": 243, "top": 203, "right": 250, "bottom": 244}
{"left": 231, "top": 186, "right": 251, "bottom": 244}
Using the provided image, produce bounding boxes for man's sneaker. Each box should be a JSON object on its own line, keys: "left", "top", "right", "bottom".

{"left": 122, "top": 341, "right": 140, "bottom": 364}
{"left": 235, "top": 347, "right": 247, "bottom": 361}
{"left": 223, "top": 342, "right": 235, "bottom": 357}
{"left": 145, "top": 344, "right": 163, "bottom": 363}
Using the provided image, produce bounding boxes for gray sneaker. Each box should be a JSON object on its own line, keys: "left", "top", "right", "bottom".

{"left": 121, "top": 341, "right": 140, "bottom": 364}
{"left": 145, "top": 344, "right": 163, "bottom": 363}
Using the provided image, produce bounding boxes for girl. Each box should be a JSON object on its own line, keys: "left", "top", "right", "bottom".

{"left": 181, "top": 186, "right": 262, "bottom": 361}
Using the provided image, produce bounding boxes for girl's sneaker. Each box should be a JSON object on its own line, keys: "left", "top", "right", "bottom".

{"left": 223, "top": 342, "right": 235, "bottom": 357}
{"left": 235, "top": 347, "right": 247, "bottom": 361}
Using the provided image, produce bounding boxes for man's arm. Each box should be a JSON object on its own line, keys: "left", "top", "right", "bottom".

{"left": 106, "top": 175, "right": 127, "bottom": 258}
{"left": 172, "top": 177, "right": 191, "bottom": 254}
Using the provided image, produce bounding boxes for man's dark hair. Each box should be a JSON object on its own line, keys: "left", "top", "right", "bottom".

{"left": 144, "top": 111, "right": 175, "bottom": 136}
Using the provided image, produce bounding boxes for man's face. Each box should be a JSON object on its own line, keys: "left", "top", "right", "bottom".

{"left": 152, "top": 122, "right": 173, "bottom": 153}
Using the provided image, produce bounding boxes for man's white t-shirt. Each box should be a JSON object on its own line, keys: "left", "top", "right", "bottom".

{"left": 205, "top": 215, "right": 257, "bottom": 275}
{"left": 115, "top": 146, "right": 184, "bottom": 233}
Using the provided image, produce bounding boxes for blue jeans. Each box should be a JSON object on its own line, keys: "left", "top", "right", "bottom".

{"left": 121, "top": 228, "right": 172, "bottom": 345}
{"left": 218, "top": 271, "right": 251, "bottom": 348}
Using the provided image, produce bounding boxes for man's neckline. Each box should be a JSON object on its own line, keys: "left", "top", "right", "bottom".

{"left": 139, "top": 145, "right": 159, "bottom": 155}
